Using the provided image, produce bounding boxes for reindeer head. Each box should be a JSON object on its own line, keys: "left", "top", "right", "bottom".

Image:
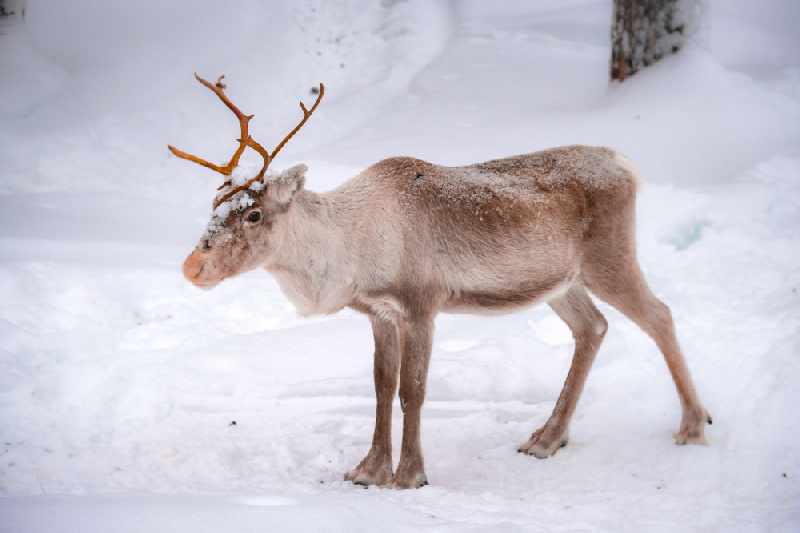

{"left": 170, "top": 74, "right": 323, "bottom": 289}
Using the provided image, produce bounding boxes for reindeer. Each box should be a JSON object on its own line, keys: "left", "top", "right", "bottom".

{"left": 171, "top": 74, "right": 711, "bottom": 490}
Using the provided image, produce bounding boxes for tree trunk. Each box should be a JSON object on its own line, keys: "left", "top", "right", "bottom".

{"left": 0, "top": 0, "right": 26, "bottom": 36}
{"left": 611, "top": 0, "right": 687, "bottom": 82}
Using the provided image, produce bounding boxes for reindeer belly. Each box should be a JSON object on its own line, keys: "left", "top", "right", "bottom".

{"left": 436, "top": 234, "right": 581, "bottom": 315}
{"left": 441, "top": 269, "right": 578, "bottom": 315}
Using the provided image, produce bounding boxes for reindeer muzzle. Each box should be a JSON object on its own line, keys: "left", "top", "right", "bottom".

{"left": 182, "top": 250, "right": 220, "bottom": 290}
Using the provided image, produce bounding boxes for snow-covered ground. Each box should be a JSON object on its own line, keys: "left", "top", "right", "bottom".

{"left": 1, "top": 0, "right": 798, "bottom": 531}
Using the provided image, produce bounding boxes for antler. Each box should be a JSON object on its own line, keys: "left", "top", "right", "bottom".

{"left": 169, "top": 74, "right": 324, "bottom": 209}
{"left": 168, "top": 74, "right": 252, "bottom": 180}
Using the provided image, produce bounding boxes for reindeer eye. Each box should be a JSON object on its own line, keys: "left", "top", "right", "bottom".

{"left": 248, "top": 211, "right": 261, "bottom": 223}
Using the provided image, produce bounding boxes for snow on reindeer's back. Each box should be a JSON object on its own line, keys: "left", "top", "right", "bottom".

{"left": 473, "top": 146, "right": 627, "bottom": 191}
{"left": 429, "top": 146, "right": 630, "bottom": 205}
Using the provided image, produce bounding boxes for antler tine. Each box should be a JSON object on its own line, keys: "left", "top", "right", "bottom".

{"left": 167, "top": 73, "right": 253, "bottom": 180}
{"left": 270, "top": 83, "right": 324, "bottom": 165}
{"left": 171, "top": 75, "right": 324, "bottom": 210}
{"left": 211, "top": 137, "right": 271, "bottom": 208}
{"left": 211, "top": 84, "right": 325, "bottom": 209}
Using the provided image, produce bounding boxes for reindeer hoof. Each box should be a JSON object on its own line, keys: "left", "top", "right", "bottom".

{"left": 675, "top": 429, "right": 708, "bottom": 446}
{"left": 519, "top": 427, "right": 569, "bottom": 458}
{"left": 384, "top": 471, "right": 428, "bottom": 490}
{"left": 344, "top": 456, "right": 393, "bottom": 487}
{"left": 674, "top": 409, "right": 711, "bottom": 446}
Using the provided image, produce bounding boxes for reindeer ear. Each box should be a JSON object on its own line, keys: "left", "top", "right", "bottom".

{"left": 268, "top": 164, "right": 307, "bottom": 203}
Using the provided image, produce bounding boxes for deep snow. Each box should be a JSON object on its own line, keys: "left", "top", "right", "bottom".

{"left": 1, "top": 1, "right": 798, "bottom": 532}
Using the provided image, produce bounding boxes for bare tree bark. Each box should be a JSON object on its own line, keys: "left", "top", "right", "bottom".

{"left": 611, "top": 0, "right": 687, "bottom": 82}
{"left": 0, "top": 0, "right": 26, "bottom": 36}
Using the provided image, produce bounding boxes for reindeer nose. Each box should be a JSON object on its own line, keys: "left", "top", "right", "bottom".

{"left": 183, "top": 250, "right": 213, "bottom": 287}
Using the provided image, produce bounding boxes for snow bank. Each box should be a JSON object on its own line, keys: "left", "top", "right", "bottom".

{"left": 1, "top": 0, "right": 798, "bottom": 531}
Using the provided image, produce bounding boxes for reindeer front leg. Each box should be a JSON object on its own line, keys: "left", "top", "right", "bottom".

{"left": 384, "top": 310, "right": 434, "bottom": 489}
{"left": 345, "top": 315, "right": 399, "bottom": 486}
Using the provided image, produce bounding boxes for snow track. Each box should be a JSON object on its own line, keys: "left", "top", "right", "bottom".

{"left": 1, "top": 0, "right": 798, "bottom": 531}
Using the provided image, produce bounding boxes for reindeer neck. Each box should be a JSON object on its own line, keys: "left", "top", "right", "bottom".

{"left": 267, "top": 189, "right": 357, "bottom": 316}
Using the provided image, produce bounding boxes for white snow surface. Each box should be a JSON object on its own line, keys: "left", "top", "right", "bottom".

{"left": 1, "top": 1, "right": 799, "bottom": 531}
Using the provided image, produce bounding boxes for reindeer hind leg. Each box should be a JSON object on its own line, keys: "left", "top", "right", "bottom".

{"left": 519, "top": 285, "right": 607, "bottom": 457}
{"left": 582, "top": 252, "right": 711, "bottom": 446}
